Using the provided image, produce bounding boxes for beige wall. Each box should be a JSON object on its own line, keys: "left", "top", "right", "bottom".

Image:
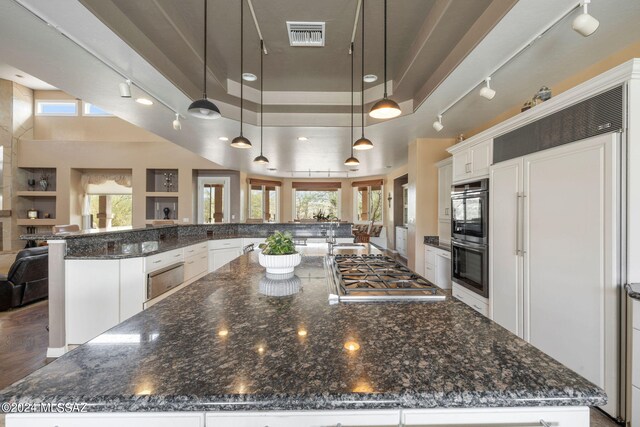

{"left": 407, "top": 138, "right": 455, "bottom": 273}
{"left": 466, "top": 41, "right": 640, "bottom": 138}
{"left": 382, "top": 164, "right": 409, "bottom": 250}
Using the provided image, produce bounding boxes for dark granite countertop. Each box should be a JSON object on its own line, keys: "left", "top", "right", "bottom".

{"left": 423, "top": 236, "right": 451, "bottom": 252}
{"left": 626, "top": 283, "right": 640, "bottom": 300}
{"left": 0, "top": 248, "right": 606, "bottom": 412}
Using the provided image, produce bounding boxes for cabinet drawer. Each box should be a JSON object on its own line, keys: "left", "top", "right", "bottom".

{"left": 402, "top": 406, "right": 588, "bottom": 426}
{"left": 633, "top": 299, "right": 640, "bottom": 330}
{"left": 6, "top": 412, "right": 205, "bottom": 427}
{"left": 209, "top": 238, "right": 243, "bottom": 250}
{"left": 184, "top": 253, "right": 209, "bottom": 281}
{"left": 184, "top": 242, "right": 208, "bottom": 257}
{"left": 452, "top": 284, "right": 489, "bottom": 316}
{"left": 425, "top": 246, "right": 436, "bottom": 266}
{"left": 206, "top": 410, "right": 400, "bottom": 427}
{"left": 425, "top": 263, "right": 436, "bottom": 283}
{"left": 145, "top": 249, "right": 184, "bottom": 272}
{"left": 633, "top": 386, "right": 640, "bottom": 427}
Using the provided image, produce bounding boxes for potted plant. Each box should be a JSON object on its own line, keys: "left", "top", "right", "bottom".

{"left": 258, "top": 231, "right": 301, "bottom": 274}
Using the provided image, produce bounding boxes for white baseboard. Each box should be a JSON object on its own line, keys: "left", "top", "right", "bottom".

{"left": 46, "top": 346, "right": 68, "bottom": 358}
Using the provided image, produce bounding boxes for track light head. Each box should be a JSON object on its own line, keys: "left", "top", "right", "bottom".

{"left": 572, "top": 0, "right": 599, "bottom": 37}
{"left": 119, "top": 79, "right": 131, "bottom": 98}
{"left": 433, "top": 115, "right": 444, "bottom": 132}
{"left": 479, "top": 77, "right": 496, "bottom": 100}
{"left": 230, "top": 135, "right": 252, "bottom": 149}
{"left": 172, "top": 113, "right": 182, "bottom": 130}
{"left": 344, "top": 156, "right": 360, "bottom": 166}
{"left": 353, "top": 137, "right": 374, "bottom": 150}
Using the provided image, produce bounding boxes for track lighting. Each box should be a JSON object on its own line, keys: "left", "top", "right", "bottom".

{"left": 119, "top": 79, "right": 131, "bottom": 98}
{"left": 188, "top": 0, "right": 222, "bottom": 119}
{"left": 369, "top": 0, "right": 401, "bottom": 120}
{"left": 572, "top": 0, "right": 599, "bottom": 37}
{"left": 172, "top": 113, "right": 181, "bottom": 130}
{"left": 479, "top": 77, "right": 496, "bottom": 100}
{"left": 433, "top": 115, "right": 444, "bottom": 132}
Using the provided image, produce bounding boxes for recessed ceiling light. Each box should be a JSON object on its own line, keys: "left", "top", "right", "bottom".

{"left": 363, "top": 74, "right": 377, "bottom": 83}
{"left": 242, "top": 73, "right": 257, "bottom": 82}
{"left": 135, "top": 97, "right": 153, "bottom": 106}
{"left": 218, "top": 137, "right": 229, "bottom": 141}
{"left": 297, "top": 136, "right": 308, "bottom": 141}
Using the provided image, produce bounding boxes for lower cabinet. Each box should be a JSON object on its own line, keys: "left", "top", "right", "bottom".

{"left": 452, "top": 283, "right": 489, "bottom": 316}
{"left": 208, "top": 239, "right": 243, "bottom": 273}
{"left": 7, "top": 407, "right": 589, "bottom": 426}
{"left": 424, "top": 245, "right": 451, "bottom": 289}
{"left": 396, "top": 226, "right": 407, "bottom": 257}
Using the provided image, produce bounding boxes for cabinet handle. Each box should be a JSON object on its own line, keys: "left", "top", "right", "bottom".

{"left": 201, "top": 255, "right": 207, "bottom": 260}
{"left": 515, "top": 193, "right": 521, "bottom": 256}
{"left": 465, "top": 162, "right": 472, "bottom": 173}
{"left": 521, "top": 193, "right": 527, "bottom": 255}
{"left": 539, "top": 420, "right": 551, "bottom": 427}
{"left": 472, "top": 304, "right": 483, "bottom": 311}
{"left": 174, "top": 254, "right": 181, "bottom": 258}
{"left": 153, "top": 260, "right": 162, "bottom": 264}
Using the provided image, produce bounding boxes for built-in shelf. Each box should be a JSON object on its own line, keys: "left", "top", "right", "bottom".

{"left": 145, "top": 191, "right": 179, "bottom": 197}
{"left": 16, "top": 191, "right": 58, "bottom": 197}
{"left": 146, "top": 169, "right": 178, "bottom": 193}
{"left": 17, "top": 219, "right": 58, "bottom": 226}
{"left": 145, "top": 196, "right": 179, "bottom": 220}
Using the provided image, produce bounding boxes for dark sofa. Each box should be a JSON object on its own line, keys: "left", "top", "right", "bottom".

{"left": 0, "top": 246, "right": 48, "bottom": 311}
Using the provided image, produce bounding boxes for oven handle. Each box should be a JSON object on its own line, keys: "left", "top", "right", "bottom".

{"left": 451, "top": 239, "right": 486, "bottom": 251}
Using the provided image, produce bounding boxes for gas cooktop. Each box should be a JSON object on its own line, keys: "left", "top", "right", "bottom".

{"left": 327, "top": 254, "right": 446, "bottom": 303}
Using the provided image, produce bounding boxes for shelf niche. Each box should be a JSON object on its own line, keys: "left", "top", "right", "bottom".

{"left": 146, "top": 169, "right": 178, "bottom": 193}
{"left": 146, "top": 197, "right": 178, "bottom": 220}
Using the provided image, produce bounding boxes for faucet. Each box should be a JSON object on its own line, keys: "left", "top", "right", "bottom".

{"left": 326, "top": 221, "right": 337, "bottom": 249}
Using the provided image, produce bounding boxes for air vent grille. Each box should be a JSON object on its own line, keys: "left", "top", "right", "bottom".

{"left": 287, "top": 22, "right": 325, "bottom": 47}
{"left": 493, "top": 85, "right": 623, "bottom": 164}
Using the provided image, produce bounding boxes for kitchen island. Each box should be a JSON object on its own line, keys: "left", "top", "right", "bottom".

{"left": 0, "top": 244, "right": 605, "bottom": 426}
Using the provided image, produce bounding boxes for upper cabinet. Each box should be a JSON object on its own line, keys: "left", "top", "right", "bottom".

{"left": 450, "top": 139, "right": 492, "bottom": 184}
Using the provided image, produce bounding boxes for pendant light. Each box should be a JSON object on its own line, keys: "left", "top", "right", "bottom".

{"left": 231, "top": 0, "right": 252, "bottom": 148}
{"left": 345, "top": 43, "right": 359, "bottom": 166}
{"left": 254, "top": 40, "right": 269, "bottom": 164}
{"left": 369, "top": 0, "right": 401, "bottom": 120}
{"left": 188, "top": 0, "right": 221, "bottom": 119}
{"left": 353, "top": 1, "right": 374, "bottom": 151}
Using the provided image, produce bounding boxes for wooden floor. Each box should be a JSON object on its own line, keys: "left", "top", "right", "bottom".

{"left": 0, "top": 300, "right": 51, "bottom": 390}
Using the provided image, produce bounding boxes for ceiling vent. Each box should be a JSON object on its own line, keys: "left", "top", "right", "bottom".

{"left": 287, "top": 22, "right": 325, "bottom": 47}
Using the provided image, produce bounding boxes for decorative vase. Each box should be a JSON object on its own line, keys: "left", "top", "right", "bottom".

{"left": 39, "top": 179, "right": 48, "bottom": 191}
{"left": 258, "top": 252, "right": 301, "bottom": 274}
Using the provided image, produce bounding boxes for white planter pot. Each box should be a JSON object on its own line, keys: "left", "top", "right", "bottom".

{"left": 258, "top": 252, "right": 301, "bottom": 274}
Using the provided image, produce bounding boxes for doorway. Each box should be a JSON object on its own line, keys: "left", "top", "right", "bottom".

{"left": 197, "top": 177, "right": 230, "bottom": 223}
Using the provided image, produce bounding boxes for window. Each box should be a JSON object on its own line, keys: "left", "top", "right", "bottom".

{"left": 353, "top": 180, "right": 383, "bottom": 223}
{"left": 83, "top": 102, "right": 113, "bottom": 116}
{"left": 197, "top": 177, "right": 230, "bottom": 224}
{"left": 249, "top": 179, "right": 280, "bottom": 222}
{"left": 292, "top": 182, "right": 341, "bottom": 220}
{"left": 89, "top": 195, "right": 132, "bottom": 228}
{"left": 35, "top": 100, "right": 78, "bottom": 116}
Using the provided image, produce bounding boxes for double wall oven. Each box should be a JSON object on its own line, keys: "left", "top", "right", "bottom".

{"left": 451, "top": 179, "right": 489, "bottom": 298}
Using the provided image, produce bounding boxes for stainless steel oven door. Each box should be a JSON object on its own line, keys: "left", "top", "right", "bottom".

{"left": 451, "top": 190, "right": 488, "bottom": 245}
{"left": 451, "top": 239, "right": 488, "bottom": 298}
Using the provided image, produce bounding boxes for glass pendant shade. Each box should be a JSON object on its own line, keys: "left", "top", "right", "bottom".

{"left": 230, "top": 135, "right": 252, "bottom": 148}
{"left": 188, "top": 98, "right": 221, "bottom": 119}
{"left": 353, "top": 137, "right": 374, "bottom": 150}
{"left": 369, "top": 98, "right": 401, "bottom": 119}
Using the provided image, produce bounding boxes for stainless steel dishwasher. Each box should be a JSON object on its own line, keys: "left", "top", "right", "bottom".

{"left": 147, "top": 263, "right": 185, "bottom": 301}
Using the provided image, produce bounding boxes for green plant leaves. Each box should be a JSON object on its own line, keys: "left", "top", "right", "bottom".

{"left": 261, "top": 231, "right": 296, "bottom": 255}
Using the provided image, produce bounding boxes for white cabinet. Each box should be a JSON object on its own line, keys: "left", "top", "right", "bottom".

{"left": 395, "top": 226, "right": 407, "bottom": 257}
{"left": 66, "top": 259, "right": 120, "bottom": 344}
{"left": 208, "top": 239, "right": 243, "bottom": 272}
{"left": 436, "top": 158, "right": 453, "bottom": 221}
{"left": 6, "top": 412, "right": 205, "bottom": 427}
{"left": 489, "top": 133, "right": 619, "bottom": 418}
{"left": 402, "top": 406, "right": 589, "bottom": 426}
{"left": 452, "top": 283, "right": 488, "bottom": 316}
{"left": 119, "top": 257, "right": 145, "bottom": 322}
{"left": 424, "top": 245, "right": 451, "bottom": 289}
{"left": 145, "top": 248, "right": 184, "bottom": 273}
{"left": 451, "top": 139, "right": 492, "bottom": 184}
{"left": 206, "top": 410, "right": 400, "bottom": 427}
{"left": 184, "top": 242, "right": 209, "bottom": 283}
{"left": 630, "top": 299, "right": 640, "bottom": 427}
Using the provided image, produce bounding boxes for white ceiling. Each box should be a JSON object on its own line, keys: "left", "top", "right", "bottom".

{"left": 0, "top": 63, "right": 56, "bottom": 90}
{"left": 1, "top": 0, "right": 640, "bottom": 177}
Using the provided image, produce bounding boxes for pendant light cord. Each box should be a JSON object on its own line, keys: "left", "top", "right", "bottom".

{"left": 350, "top": 42, "right": 354, "bottom": 157}
{"left": 240, "top": 0, "right": 244, "bottom": 136}
{"left": 260, "top": 39, "right": 264, "bottom": 156}
{"left": 361, "top": 0, "right": 365, "bottom": 138}
{"left": 383, "top": 0, "right": 387, "bottom": 98}
{"left": 203, "top": 0, "right": 208, "bottom": 98}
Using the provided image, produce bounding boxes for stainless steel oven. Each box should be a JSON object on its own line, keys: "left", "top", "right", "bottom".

{"left": 451, "top": 239, "right": 488, "bottom": 298}
{"left": 147, "top": 263, "right": 185, "bottom": 301}
{"left": 451, "top": 179, "right": 488, "bottom": 245}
